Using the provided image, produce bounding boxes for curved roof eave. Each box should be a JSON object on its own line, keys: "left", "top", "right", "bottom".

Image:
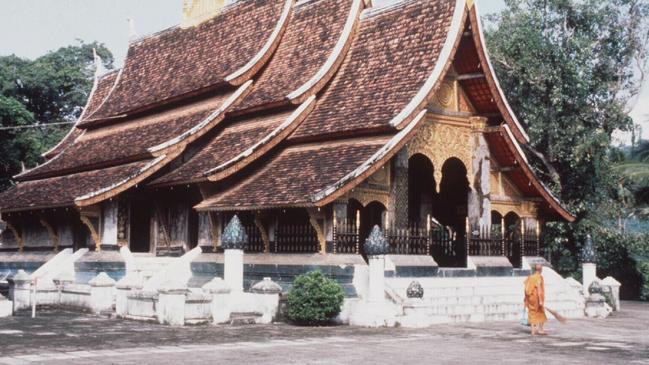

{"left": 388, "top": 0, "right": 468, "bottom": 130}
{"left": 311, "top": 109, "right": 427, "bottom": 207}
{"left": 224, "top": 0, "right": 293, "bottom": 86}
{"left": 308, "top": 0, "right": 469, "bottom": 206}
{"left": 468, "top": 1, "right": 530, "bottom": 144}
{"left": 205, "top": 95, "right": 316, "bottom": 182}
{"left": 74, "top": 153, "right": 178, "bottom": 207}
{"left": 41, "top": 70, "right": 120, "bottom": 159}
{"left": 498, "top": 125, "right": 576, "bottom": 222}
{"left": 286, "top": 0, "right": 364, "bottom": 104}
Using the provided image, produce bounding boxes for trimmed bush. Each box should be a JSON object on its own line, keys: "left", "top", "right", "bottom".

{"left": 287, "top": 270, "right": 345, "bottom": 325}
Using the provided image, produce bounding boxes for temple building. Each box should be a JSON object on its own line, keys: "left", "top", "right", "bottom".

{"left": 0, "top": 0, "right": 574, "bottom": 273}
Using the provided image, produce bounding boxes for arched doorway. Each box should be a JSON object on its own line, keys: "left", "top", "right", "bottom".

{"left": 491, "top": 211, "right": 503, "bottom": 239}
{"left": 408, "top": 153, "right": 436, "bottom": 226}
{"left": 434, "top": 157, "right": 470, "bottom": 266}
{"left": 504, "top": 212, "right": 522, "bottom": 267}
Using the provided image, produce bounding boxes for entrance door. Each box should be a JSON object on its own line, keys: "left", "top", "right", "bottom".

{"left": 130, "top": 202, "right": 151, "bottom": 253}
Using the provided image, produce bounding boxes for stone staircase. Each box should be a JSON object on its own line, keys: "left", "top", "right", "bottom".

{"left": 128, "top": 255, "right": 176, "bottom": 281}
{"left": 229, "top": 312, "right": 263, "bottom": 325}
{"left": 385, "top": 268, "right": 584, "bottom": 326}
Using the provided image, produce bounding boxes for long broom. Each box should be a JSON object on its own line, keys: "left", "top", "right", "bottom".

{"left": 545, "top": 307, "right": 568, "bottom": 324}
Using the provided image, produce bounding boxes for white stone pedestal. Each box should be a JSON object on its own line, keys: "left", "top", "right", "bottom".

{"left": 224, "top": 249, "right": 244, "bottom": 293}
{"left": 115, "top": 273, "right": 144, "bottom": 317}
{"left": 368, "top": 256, "right": 385, "bottom": 303}
{"left": 157, "top": 280, "right": 188, "bottom": 326}
{"left": 349, "top": 255, "right": 396, "bottom": 327}
{"left": 0, "top": 294, "right": 12, "bottom": 317}
{"left": 582, "top": 263, "right": 597, "bottom": 292}
{"left": 202, "top": 277, "right": 231, "bottom": 324}
{"left": 89, "top": 272, "right": 116, "bottom": 314}
{"left": 10, "top": 270, "right": 31, "bottom": 311}
{"left": 601, "top": 276, "right": 621, "bottom": 311}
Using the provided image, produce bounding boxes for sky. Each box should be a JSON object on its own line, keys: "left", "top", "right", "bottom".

{"left": 0, "top": 0, "right": 647, "bottom": 141}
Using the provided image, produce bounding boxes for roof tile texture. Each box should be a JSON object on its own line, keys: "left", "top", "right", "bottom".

{"left": 19, "top": 94, "right": 228, "bottom": 180}
{"left": 235, "top": 0, "right": 353, "bottom": 112}
{"left": 290, "top": 0, "right": 456, "bottom": 140}
{"left": 152, "top": 110, "right": 293, "bottom": 185}
{"left": 0, "top": 161, "right": 151, "bottom": 211}
{"left": 87, "top": 0, "right": 285, "bottom": 120}
{"left": 201, "top": 140, "right": 386, "bottom": 209}
{"left": 43, "top": 72, "right": 119, "bottom": 159}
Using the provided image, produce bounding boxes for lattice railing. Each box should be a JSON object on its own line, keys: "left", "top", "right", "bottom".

{"left": 273, "top": 224, "right": 319, "bottom": 253}
{"left": 333, "top": 221, "right": 359, "bottom": 254}
{"left": 243, "top": 225, "right": 265, "bottom": 253}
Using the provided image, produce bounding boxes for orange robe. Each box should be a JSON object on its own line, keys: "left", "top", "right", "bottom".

{"left": 524, "top": 272, "right": 547, "bottom": 325}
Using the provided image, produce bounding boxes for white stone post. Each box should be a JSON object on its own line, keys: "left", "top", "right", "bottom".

{"left": 224, "top": 249, "right": 244, "bottom": 293}
{"left": 9, "top": 270, "right": 31, "bottom": 312}
{"left": 0, "top": 294, "right": 12, "bottom": 317}
{"left": 89, "top": 272, "right": 116, "bottom": 314}
{"left": 250, "top": 277, "right": 283, "bottom": 323}
{"left": 221, "top": 215, "right": 248, "bottom": 293}
{"left": 582, "top": 263, "right": 597, "bottom": 292}
{"left": 202, "top": 277, "right": 231, "bottom": 324}
{"left": 581, "top": 234, "right": 598, "bottom": 292}
{"left": 368, "top": 256, "right": 385, "bottom": 303}
{"left": 115, "top": 273, "right": 144, "bottom": 318}
{"left": 157, "top": 279, "right": 187, "bottom": 326}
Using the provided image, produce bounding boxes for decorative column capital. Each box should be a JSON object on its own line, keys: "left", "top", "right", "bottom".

{"left": 221, "top": 215, "right": 248, "bottom": 250}
{"left": 364, "top": 225, "right": 389, "bottom": 257}
{"left": 469, "top": 116, "right": 488, "bottom": 132}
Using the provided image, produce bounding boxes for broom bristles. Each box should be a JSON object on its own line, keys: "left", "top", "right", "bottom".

{"left": 546, "top": 307, "right": 568, "bottom": 324}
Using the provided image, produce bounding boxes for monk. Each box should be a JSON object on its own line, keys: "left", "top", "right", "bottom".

{"left": 524, "top": 264, "right": 547, "bottom": 335}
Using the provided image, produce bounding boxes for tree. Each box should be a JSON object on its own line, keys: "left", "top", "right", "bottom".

{"left": 485, "top": 0, "right": 649, "bottom": 276}
{"left": 0, "top": 41, "right": 113, "bottom": 190}
{"left": 614, "top": 139, "right": 649, "bottom": 218}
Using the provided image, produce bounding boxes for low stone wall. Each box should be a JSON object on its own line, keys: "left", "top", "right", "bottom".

{"left": 60, "top": 284, "right": 92, "bottom": 310}
{"left": 126, "top": 291, "right": 158, "bottom": 321}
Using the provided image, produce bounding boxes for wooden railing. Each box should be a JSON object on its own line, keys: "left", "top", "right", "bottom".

{"left": 386, "top": 224, "right": 430, "bottom": 255}
{"left": 243, "top": 225, "right": 265, "bottom": 253}
{"left": 273, "top": 224, "right": 320, "bottom": 253}
{"left": 333, "top": 221, "right": 359, "bottom": 254}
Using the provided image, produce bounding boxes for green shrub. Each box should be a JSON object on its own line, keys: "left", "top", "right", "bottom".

{"left": 287, "top": 270, "right": 345, "bottom": 325}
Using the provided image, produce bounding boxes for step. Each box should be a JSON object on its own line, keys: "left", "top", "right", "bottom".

{"left": 230, "top": 312, "right": 262, "bottom": 326}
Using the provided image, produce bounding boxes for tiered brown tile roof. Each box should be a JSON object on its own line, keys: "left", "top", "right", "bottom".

{"left": 234, "top": 0, "right": 357, "bottom": 112}
{"left": 18, "top": 94, "right": 229, "bottom": 181}
{"left": 196, "top": 139, "right": 389, "bottom": 210}
{"left": 0, "top": 160, "right": 154, "bottom": 212}
{"left": 290, "top": 0, "right": 457, "bottom": 141}
{"left": 151, "top": 109, "right": 294, "bottom": 186}
{"left": 1, "top": 0, "right": 575, "bottom": 223}
{"left": 154, "top": 0, "right": 358, "bottom": 186}
{"left": 41, "top": 71, "right": 119, "bottom": 159}
{"left": 83, "top": 0, "right": 288, "bottom": 124}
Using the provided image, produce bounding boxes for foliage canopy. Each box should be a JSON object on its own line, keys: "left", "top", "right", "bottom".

{"left": 0, "top": 41, "right": 113, "bottom": 190}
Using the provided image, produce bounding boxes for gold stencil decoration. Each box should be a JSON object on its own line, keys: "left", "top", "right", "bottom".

{"left": 182, "top": 0, "right": 227, "bottom": 28}
{"left": 409, "top": 117, "right": 473, "bottom": 185}
{"left": 436, "top": 81, "right": 455, "bottom": 108}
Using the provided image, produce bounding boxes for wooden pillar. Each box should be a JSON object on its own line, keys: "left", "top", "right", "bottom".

{"left": 80, "top": 215, "right": 101, "bottom": 252}
{"left": 536, "top": 220, "right": 541, "bottom": 257}
{"left": 254, "top": 214, "right": 270, "bottom": 254}
{"left": 355, "top": 210, "right": 361, "bottom": 254}
{"left": 389, "top": 147, "right": 408, "bottom": 229}
{"left": 39, "top": 218, "right": 59, "bottom": 252}
{"left": 6, "top": 222, "right": 24, "bottom": 253}
{"left": 500, "top": 216, "right": 506, "bottom": 256}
